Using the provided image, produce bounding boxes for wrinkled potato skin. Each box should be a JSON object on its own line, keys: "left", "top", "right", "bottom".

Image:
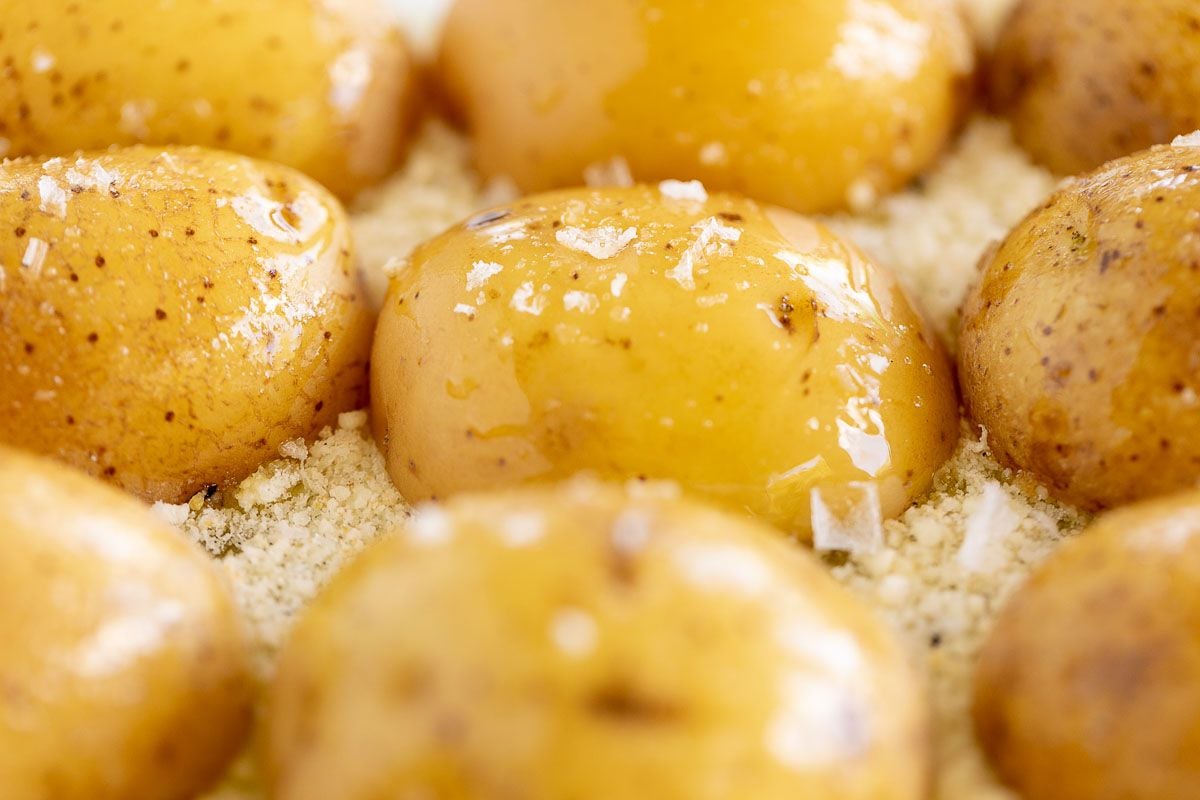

{"left": 959, "top": 144, "right": 1200, "bottom": 511}
{"left": 973, "top": 490, "right": 1200, "bottom": 800}
{"left": 439, "top": 0, "right": 972, "bottom": 213}
{"left": 0, "top": 446, "right": 253, "bottom": 800}
{"left": 371, "top": 186, "right": 958, "bottom": 538}
{"left": 990, "top": 0, "right": 1200, "bottom": 175}
{"left": 0, "top": 147, "right": 373, "bottom": 503}
{"left": 0, "top": 0, "right": 415, "bottom": 199}
{"left": 268, "top": 481, "right": 930, "bottom": 800}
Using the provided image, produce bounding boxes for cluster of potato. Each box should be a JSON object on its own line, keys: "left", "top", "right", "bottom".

{"left": 4, "top": 0, "right": 1200, "bottom": 797}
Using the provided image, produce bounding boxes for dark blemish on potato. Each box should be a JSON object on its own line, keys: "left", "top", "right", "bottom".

{"left": 529, "top": 330, "right": 551, "bottom": 348}
{"left": 65, "top": 415, "right": 75, "bottom": 425}
{"left": 1099, "top": 249, "right": 1121, "bottom": 272}
{"left": 497, "top": 457, "right": 507, "bottom": 467}
{"left": 23, "top": 342, "right": 34, "bottom": 354}
{"left": 267, "top": 268, "right": 278, "bottom": 279}
{"left": 13, "top": 226, "right": 25, "bottom": 238}
{"left": 588, "top": 683, "right": 682, "bottom": 724}
{"left": 204, "top": 483, "right": 219, "bottom": 499}
{"left": 407, "top": 459, "right": 419, "bottom": 475}
{"left": 930, "top": 632, "right": 943, "bottom": 648}
{"left": 717, "top": 212, "right": 743, "bottom": 222}
{"left": 202, "top": 277, "right": 214, "bottom": 289}
{"left": 776, "top": 295, "right": 795, "bottom": 334}
{"left": 248, "top": 236, "right": 258, "bottom": 245}
{"left": 86, "top": 332, "right": 98, "bottom": 344}
{"left": 69, "top": 273, "right": 79, "bottom": 282}
{"left": 314, "top": 401, "right": 324, "bottom": 412}
{"left": 185, "top": 227, "right": 195, "bottom": 237}
{"left": 155, "top": 308, "right": 167, "bottom": 320}
{"left": 1152, "top": 304, "right": 1167, "bottom": 317}
{"left": 103, "top": 466, "right": 117, "bottom": 477}
{"left": 465, "top": 208, "right": 511, "bottom": 229}
{"left": 148, "top": 229, "right": 159, "bottom": 238}
{"left": 551, "top": 219, "right": 563, "bottom": 228}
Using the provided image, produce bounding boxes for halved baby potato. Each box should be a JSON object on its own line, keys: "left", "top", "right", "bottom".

{"left": 0, "top": 0, "right": 415, "bottom": 198}
{"left": 0, "top": 146, "right": 373, "bottom": 503}
{"left": 371, "top": 184, "right": 958, "bottom": 540}
{"left": 439, "top": 0, "right": 973, "bottom": 213}
{"left": 0, "top": 445, "right": 252, "bottom": 800}
{"left": 959, "top": 140, "right": 1200, "bottom": 511}
{"left": 267, "top": 480, "right": 930, "bottom": 800}
{"left": 974, "top": 489, "right": 1200, "bottom": 800}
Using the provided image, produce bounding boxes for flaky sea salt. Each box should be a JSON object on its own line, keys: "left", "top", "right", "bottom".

{"left": 555, "top": 225, "right": 638, "bottom": 259}
{"left": 1173, "top": 131, "right": 1200, "bottom": 148}
{"left": 659, "top": 179, "right": 708, "bottom": 203}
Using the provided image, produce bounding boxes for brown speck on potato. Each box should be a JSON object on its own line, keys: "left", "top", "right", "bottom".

{"left": 155, "top": 308, "right": 167, "bottom": 320}
{"left": 148, "top": 229, "right": 159, "bottom": 238}
{"left": 164, "top": 411, "right": 175, "bottom": 422}
{"left": 86, "top": 332, "right": 98, "bottom": 344}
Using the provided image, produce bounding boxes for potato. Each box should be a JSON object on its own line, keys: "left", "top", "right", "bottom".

{"left": 439, "top": 0, "right": 973, "bottom": 213}
{"left": 973, "top": 489, "right": 1200, "bottom": 800}
{"left": 0, "top": 146, "right": 372, "bottom": 503}
{"left": 958, "top": 142, "right": 1200, "bottom": 511}
{"left": 0, "top": 0, "right": 414, "bottom": 198}
{"left": 0, "top": 445, "right": 252, "bottom": 800}
{"left": 370, "top": 185, "right": 958, "bottom": 541}
{"left": 989, "top": 0, "right": 1200, "bottom": 176}
{"left": 267, "top": 480, "right": 929, "bottom": 800}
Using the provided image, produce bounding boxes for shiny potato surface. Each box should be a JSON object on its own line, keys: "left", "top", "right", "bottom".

{"left": 959, "top": 142, "right": 1200, "bottom": 512}
{"left": 370, "top": 185, "right": 958, "bottom": 539}
{"left": 0, "top": 445, "right": 252, "bottom": 800}
{"left": 990, "top": 0, "right": 1200, "bottom": 175}
{"left": 0, "top": 146, "right": 373, "bottom": 503}
{"left": 267, "top": 481, "right": 930, "bottom": 800}
{"left": 439, "top": 0, "right": 973, "bottom": 213}
{"left": 0, "top": 0, "right": 414, "bottom": 199}
{"left": 973, "top": 490, "right": 1200, "bottom": 800}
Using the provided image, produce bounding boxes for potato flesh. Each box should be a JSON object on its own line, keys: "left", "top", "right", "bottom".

{"left": 0, "top": 146, "right": 373, "bottom": 503}
{"left": 958, "top": 144, "right": 1200, "bottom": 511}
{"left": 990, "top": 0, "right": 1200, "bottom": 175}
{"left": 0, "top": 0, "right": 414, "bottom": 198}
{"left": 439, "top": 0, "right": 972, "bottom": 213}
{"left": 973, "top": 490, "right": 1200, "bottom": 800}
{"left": 268, "top": 481, "right": 929, "bottom": 800}
{"left": 0, "top": 446, "right": 252, "bottom": 800}
{"left": 370, "top": 185, "right": 958, "bottom": 540}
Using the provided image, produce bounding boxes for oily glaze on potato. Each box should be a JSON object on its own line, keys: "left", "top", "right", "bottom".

{"left": 959, "top": 142, "right": 1200, "bottom": 511}
{"left": 0, "top": 146, "right": 372, "bottom": 503}
{"left": 439, "top": 0, "right": 973, "bottom": 213}
{"left": 0, "top": 0, "right": 415, "bottom": 198}
{"left": 973, "top": 490, "right": 1200, "bottom": 800}
{"left": 267, "top": 480, "right": 930, "bottom": 800}
{"left": 990, "top": 0, "right": 1200, "bottom": 175}
{"left": 371, "top": 184, "right": 958, "bottom": 540}
{"left": 0, "top": 445, "right": 252, "bottom": 800}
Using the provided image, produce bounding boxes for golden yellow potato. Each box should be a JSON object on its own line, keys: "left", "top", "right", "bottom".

{"left": 990, "top": 0, "right": 1200, "bottom": 175}
{"left": 0, "top": 445, "right": 253, "bottom": 800}
{"left": 439, "top": 0, "right": 973, "bottom": 213}
{"left": 267, "top": 481, "right": 930, "bottom": 800}
{"left": 973, "top": 490, "right": 1200, "bottom": 800}
{"left": 0, "top": 0, "right": 415, "bottom": 198}
{"left": 0, "top": 146, "right": 373, "bottom": 503}
{"left": 959, "top": 142, "right": 1200, "bottom": 512}
{"left": 370, "top": 185, "right": 958, "bottom": 540}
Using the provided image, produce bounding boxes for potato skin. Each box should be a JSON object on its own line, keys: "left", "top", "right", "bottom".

{"left": 370, "top": 185, "right": 958, "bottom": 539}
{"left": 0, "top": 445, "right": 253, "bottom": 800}
{"left": 439, "top": 0, "right": 972, "bottom": 213}
{"left": 267, "top": 481, "right": 930, "bottom": 800}
{"left": 0, "top": 0, "right": 415, "bottom": 198}
{"left": 958, "top": 143, "right": 1200, "bottom": 511}
{"left": 973, "top": 490, "right": 1200, "bottom": 800}
{"left": 990, "top": 0, "right": 1200, "bottom": 175}
{"left": 0, "top": 146, "right": 373, "bottom": 503}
